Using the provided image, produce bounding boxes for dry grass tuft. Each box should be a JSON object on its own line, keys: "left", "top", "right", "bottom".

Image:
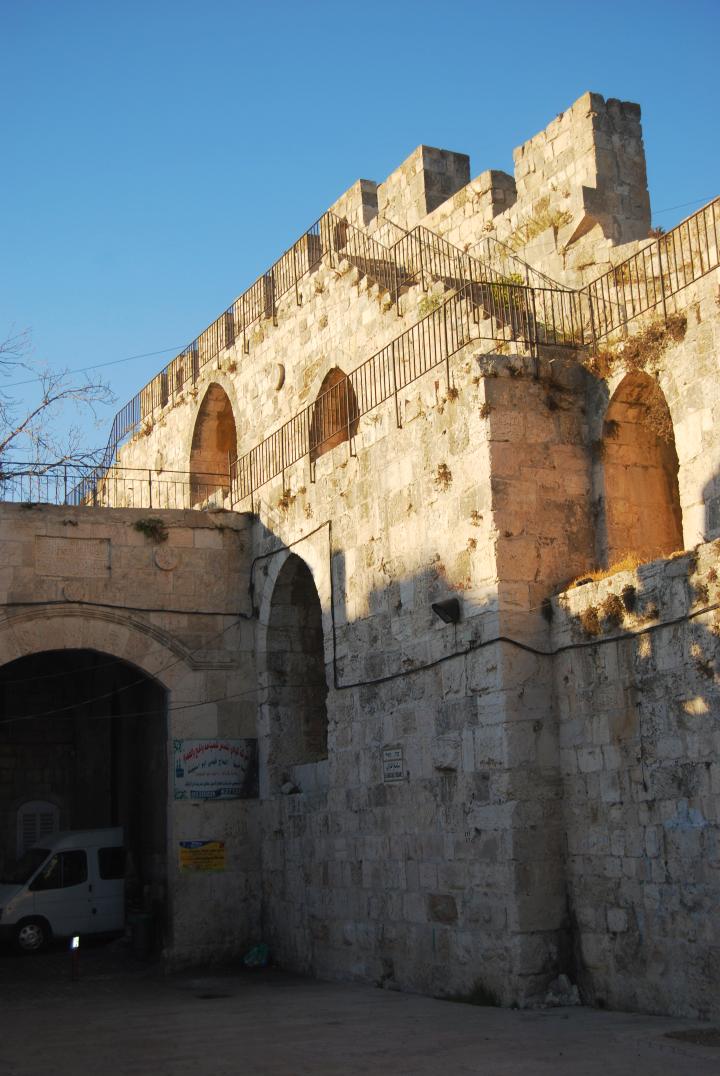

{"left": 568, "top": 553, "right": 643, "bottom": 590}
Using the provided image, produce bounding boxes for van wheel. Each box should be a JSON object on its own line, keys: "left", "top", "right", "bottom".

{"left": 15, "top": 919, "right": 49, "bottom": 953}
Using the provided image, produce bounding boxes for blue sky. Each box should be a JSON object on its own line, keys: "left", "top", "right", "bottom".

{"left": 2, "top": 0, "right": 718, "bottom": 455}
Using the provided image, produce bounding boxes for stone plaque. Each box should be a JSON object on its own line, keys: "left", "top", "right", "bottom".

{"left": 382, "top": 747, "right": 405, "bottom": 783}
{"left": 154, "top": 546, "right": 179, "bottom": 571}
{"left": 35, "top": 536, "right": 110, "bottom": 578}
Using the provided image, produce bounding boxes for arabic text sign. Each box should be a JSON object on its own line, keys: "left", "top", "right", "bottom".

{"left": 382, "top": 747, "right": 405, "bottom": 783}
{"left": 178, "top": 840, "right": 225, "bottom": 872}
{"left": 173, "top": 739, "right": 258, "bottom": 800}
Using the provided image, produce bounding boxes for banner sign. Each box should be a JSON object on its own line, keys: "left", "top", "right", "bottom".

{"left": 178, "top": 840, "right": 225, "bottom": 872}
{"left": 173, "top": 739, "right": 258, "bottom": 800}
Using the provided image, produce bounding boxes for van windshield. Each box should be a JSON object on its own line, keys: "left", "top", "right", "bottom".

{"left": 0, "top": 848, "right": 50, "bottom": 885}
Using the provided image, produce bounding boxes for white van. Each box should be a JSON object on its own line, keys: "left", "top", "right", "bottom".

{"left": 0, "top": 828, "right": 125, "bottom": 952}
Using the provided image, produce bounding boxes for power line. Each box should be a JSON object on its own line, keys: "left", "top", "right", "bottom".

{"left": 0, "top": 596, "right": 717, "bottom": 726}
{"left": 0, "top": 611, "right": 246, "bottom": 723}
{"left": 653, "top": 196, "right": 714, "bottom": 216}
{"left": 2, "top": 346, "right": 185, "bottom": 389}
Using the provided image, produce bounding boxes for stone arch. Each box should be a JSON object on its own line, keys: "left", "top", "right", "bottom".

{"left": 601, "top": 370, "right": 683, "bottom": 563}
{"left": 263, "top": 552, "right": 328, "bottom": 789}
{"left": 189, "top": 382, "right": 238, "bottom": 503}
{"left": 0, "top": 642, "right": 169, "bottom": 911}
{"left": 309, "top": 367, "right": 359, "bottom": 462}
{"left": 0, "top": 606, "right": 203, "bottom": 711}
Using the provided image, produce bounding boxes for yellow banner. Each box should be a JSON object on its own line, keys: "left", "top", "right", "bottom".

{"left": 178, "top": 840, "right": 226, "bottom": 872}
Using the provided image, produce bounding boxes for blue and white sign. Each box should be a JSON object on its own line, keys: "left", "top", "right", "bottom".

{"left": 173, "top": 739, "right": 258, "bottom": 800}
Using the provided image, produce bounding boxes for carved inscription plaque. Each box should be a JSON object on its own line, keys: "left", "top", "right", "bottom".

{"left": 35, "top": 536, "right": 110, "bottom": 578}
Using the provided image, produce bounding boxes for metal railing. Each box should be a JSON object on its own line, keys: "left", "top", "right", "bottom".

{"left": 97, "top": 208, "right": 583, "bottom": 474}
{"left": 95, "top": 211, "right": 406, "bottom": 474}
{"left": 471, "top": 234, "right": 570, "bottom": 290}
{"left": 99, "top": 194, "right": 719, "bottom": 482}
{"left": 0, "top": 463, "right": 230, "bottom": 510}
{"left": 229, "top": 273, "right": 584, "bottom": 503}
{"left": 582, "top": 197, "right": 720, "bottom": 340}
{"left": 391, "top": 226, "right": 585, "bottom": 345}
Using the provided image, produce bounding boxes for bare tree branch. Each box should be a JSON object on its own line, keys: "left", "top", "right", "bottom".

{"left": 0, "top": 328, "right": 115, "bottom": 468}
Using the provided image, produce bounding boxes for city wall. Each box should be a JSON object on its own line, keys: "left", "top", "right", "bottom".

{"left": 7, "top": 91, "right": 719, "bottom": 1015}
{"left": 0, "top": 504, "right": 259, "bottom": 965}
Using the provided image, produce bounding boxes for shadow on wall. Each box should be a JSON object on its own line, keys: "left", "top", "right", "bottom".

{"left": 703, "top": 471, "right": 720, "bottom": 542}
{"left": 252, "top": 514, "right": 573, "bottom": 1001}
{"left": 250, "top": 481, "right": 718, "bottom": 1008}
{"left": 557, "top": 509, "right": 720, "bottom": 1015}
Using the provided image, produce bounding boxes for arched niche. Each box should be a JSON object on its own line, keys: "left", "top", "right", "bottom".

{"left": 265, "top": 554, "right": 328, "bottom": 787}
{"left": 189, "top": 383, "right": 238, "bottom": 503}
{"left": 602, "top": 370, "right": 683, "bottom": 564}
{"left": 309, "top": 367, "right": 359, "bottom": 462}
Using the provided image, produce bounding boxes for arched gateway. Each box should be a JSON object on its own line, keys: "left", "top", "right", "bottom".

{"left": 0, "top": 648, "right": 167, "bottom": 922}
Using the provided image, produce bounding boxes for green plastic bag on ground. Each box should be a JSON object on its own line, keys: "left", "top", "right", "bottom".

{"left": 243, "top": 943, "right": 269, "bottom": 968}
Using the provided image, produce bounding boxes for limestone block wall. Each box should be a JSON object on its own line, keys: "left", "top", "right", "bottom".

{"left": 97, "top": 89, "right": 720, "bottom": 1013}
{"left": 550, "top": 542, "right": 720, "bottom": 1019}
{"left": 329, "top": 179, "right": 378, "bottom": 231}
{"left": 237, "top": 335, "right": 603, "bottom": 1003}
{"left": 117, "top": 255, "right": 434, "bottom": 483}
{"left": 377, "top": 145, "right": 470, "bottom": 232}
{"left": 512, "top": 95, "right": 650, "bottom": 242}
{"left": 114, "top": 89, "right": 668, "bottom": 499}
{"left": 583, "top": 271, "right": 720, "bottom": 560}
{"left": 418, "top": 92, "right": 652, "bottom": 287}
{"left": 0, "top": 504, "right": 259, "bottom": 966}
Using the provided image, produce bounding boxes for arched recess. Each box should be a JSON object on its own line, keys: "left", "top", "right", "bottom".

{"left": 602, "top": 371, "right": 683, "bottom": 563}
{"left": 0, "top": 648, "right": 167, "bottom": 914}
{"left": 309, "top": 367, "right": 359, "bottom": 462}
{"left": 189, "top": 382, "right": 238, "bottom": 503}
{"left": 265, "top": 553, "right": 328, "bottom": 787}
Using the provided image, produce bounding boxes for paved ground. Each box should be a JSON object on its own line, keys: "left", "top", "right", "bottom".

{"left": 0, "top": 940, "right": 719, "bottom": 1075}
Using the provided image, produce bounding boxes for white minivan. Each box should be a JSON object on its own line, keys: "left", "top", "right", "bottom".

{"left": 0, "top": 828, "right": 125, "bottom": 952}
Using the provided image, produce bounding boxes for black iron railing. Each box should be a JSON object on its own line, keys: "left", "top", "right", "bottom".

{"left": 102, "top": 214, "right": 585, "bottom": 471}
{"left": 229, "top": 274, "right": 583, "bottom": 503}
{"left": 95, "top": 211, "right": 406, "bottom": 473}
{"left": 0, "top": 463, "right": 230, "bottom": 510}
{"left": 227, "top": 198, "right": 720, "bottom": 504}
{"left": 582, "top": 197, "right": 719, "bottom": 340}
{"left": 97, "top": 194, "right": 718, "bottom": 486}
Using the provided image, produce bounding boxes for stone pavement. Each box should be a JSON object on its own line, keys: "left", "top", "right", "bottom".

{"left": 0, "top": 941, "right": 719, "bottom": 1075}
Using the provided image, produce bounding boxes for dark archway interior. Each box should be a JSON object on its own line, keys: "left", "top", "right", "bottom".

{"left": 189, "top": 382, "right": 238, "bottom": 503}
{"left": 602, "top": 371, "right": 683, "bottom": 564}
{"left": 266, "top": 555, "right": 328, "bottom": 785}
{"left": 309, "top": 368, "right": 360, "bottom": 462}
{"left": 0, "top": 649, "right": 167, "bottom": 918}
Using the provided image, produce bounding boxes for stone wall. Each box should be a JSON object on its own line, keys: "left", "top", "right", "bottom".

{"left": 582, "top": 271, "right": 720, "bottom": 560}
{"left": 0, "top": 504, "right": 260, "bottom": 966}
{"left": 551, "top": 543, "right": 720, "bottom": 1018}
{"left": 376, "top": 145, "right": 470, "bottom": 231}
{"left": 415, "top": 92, "right": 652, "bottom": 286}
{"left": 6, "top": 91, "right": 719, "bottom": 1016}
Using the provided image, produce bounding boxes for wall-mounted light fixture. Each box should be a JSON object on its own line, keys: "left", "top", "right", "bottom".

{"left": 431, "top": 597, "right": 461, "bottom": 624}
